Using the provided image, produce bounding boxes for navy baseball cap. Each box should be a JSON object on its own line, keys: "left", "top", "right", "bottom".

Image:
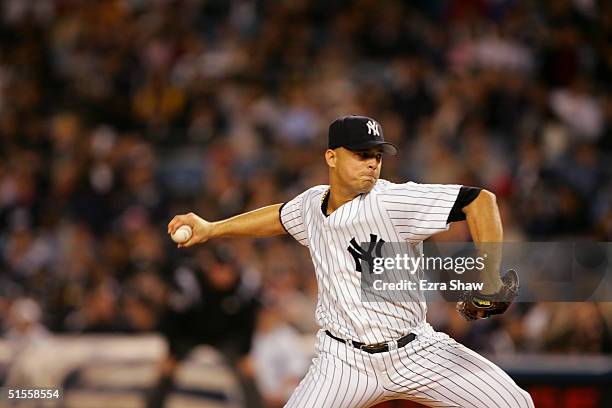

{"left": 328, "top": 115, "right": 398, "bottom": 156}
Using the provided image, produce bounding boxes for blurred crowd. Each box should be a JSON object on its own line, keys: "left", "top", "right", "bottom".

{"left": 1, "top": 0, "right": 611, "bottom": 404}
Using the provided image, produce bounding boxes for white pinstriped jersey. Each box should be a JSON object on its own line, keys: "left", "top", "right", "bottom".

{"left": 280, "top": 179, "right": 461, "bottom": 344}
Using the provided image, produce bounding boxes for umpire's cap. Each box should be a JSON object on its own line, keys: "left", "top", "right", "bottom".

{"left": 328, "top": 115, "right": 398, "bottom": 155}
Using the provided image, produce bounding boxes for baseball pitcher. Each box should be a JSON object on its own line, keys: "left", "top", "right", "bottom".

{"left": 168, "top": 115, "right": 533, "bottom": 407}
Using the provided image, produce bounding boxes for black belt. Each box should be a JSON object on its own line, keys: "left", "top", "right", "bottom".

{"left": 325, "top": 330, "right": 416, "bottom": 354}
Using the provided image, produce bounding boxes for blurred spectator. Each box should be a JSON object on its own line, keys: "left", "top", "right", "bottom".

{"left": 523, "top": 302, "right": 612, "bottom": 354}
{"left": 251, "top": 301, "right": 311, "bottom": 408}
{"left": 4, "top": 297, "right": 49, "bottom": 346}
{"left": 64, "top": 279, "right": 121, "bottom": 332}
{"left": 550, "top": 77, "right": 604, "bottom": 140}
{"left": 147, "top": 245, "right": 262, "bottom": 408}
{"left": 2, "top": 297, "right": 51, "bottom": 389}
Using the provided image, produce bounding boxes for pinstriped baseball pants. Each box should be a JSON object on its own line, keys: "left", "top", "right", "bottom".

{"left": 285, "top": 324, "right": 534, "bottom": 408}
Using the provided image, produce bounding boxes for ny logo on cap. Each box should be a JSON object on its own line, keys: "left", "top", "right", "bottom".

{"left": 366, "top": 120, "right": 380, "bottom": 137}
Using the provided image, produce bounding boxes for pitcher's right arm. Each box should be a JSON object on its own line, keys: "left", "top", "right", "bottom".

{"left": 167, "top": 203, "right": 286, "bottom": 248}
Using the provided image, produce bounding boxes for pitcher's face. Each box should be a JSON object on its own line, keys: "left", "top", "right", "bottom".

{"left": 326, "top": 147, "right": 383, "bottom": 194}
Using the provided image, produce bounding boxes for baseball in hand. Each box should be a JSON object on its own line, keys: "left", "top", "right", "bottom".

{"left": 171, "top": 225, "right": 192, "bottom": 243}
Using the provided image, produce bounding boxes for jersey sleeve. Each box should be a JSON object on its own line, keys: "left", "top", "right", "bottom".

{"left": 379, "top": 182, "right": 462, "bottom": 242}
{"left": 279, "top": 191, "right": 310, "bottom": 247}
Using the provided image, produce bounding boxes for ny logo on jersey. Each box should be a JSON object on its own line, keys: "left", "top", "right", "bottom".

{"left": 347, "top": 234, "right": 385, "bottom": 273}
{"left": 366, "top": 120, "right": 380, "bottom": 137}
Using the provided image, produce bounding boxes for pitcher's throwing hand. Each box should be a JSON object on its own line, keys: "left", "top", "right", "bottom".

{"left": 168, "top": 212, "right": 214, "bottom": 248}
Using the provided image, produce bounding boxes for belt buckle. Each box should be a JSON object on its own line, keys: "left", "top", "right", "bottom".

{"left": 361, "top": 341, "right": 388, "bottom": 353}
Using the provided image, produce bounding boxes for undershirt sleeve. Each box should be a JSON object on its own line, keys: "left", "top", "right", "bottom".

{"left": 446, "top": 186, "right": 482, "bottom": 223}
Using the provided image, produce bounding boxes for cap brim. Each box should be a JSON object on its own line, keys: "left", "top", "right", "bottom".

{"left": 345, "top": 141, "right": 398, "bottom": 156}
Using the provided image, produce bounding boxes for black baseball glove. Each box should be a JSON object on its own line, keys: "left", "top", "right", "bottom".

{"left": 456, "top": 269, "right": 519, "bottom": 321}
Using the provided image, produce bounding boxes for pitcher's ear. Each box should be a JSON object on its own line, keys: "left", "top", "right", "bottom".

{"left": 325, "top": 149, "right": 336, "bottom": 168}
